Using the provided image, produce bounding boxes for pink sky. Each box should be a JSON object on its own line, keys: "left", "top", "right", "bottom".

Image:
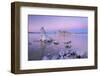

{"left": 28, "top": 15, "right": 88, "bottom": 33}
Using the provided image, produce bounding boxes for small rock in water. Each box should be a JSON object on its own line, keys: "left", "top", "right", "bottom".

{"left": 65, "top": 50, "right": 69, "bottom": 54}
{"left": 58, "top": 50, "right": 66, "bottom": 59}
{"left": 76, "top": 55, "right": 81, "bottom": 58}
{"left": 47, "top": 39, "right": 53, "bottom": 43}
{"left": 63, "top": 55, "right": 69, "bottom": 59}
{"left": 65, "top": 45, "right": 72, "bottom": 48}
{"left": 53, "top": 41, "right": 59, "bottom": 45}
{"left": 59, "top": 56, "right": 64, "bottom": 59}
{"left": 67, "top": 41, "right": 72, "bottom": 44}
{"left": 67, "top": 53, "right": 71, "bottom": 57}
{"left": 64, "top": 41, "right": 72, "bottom": 44}
{"left": 70, "top": 51, "right": 76, "bottom": 56}
{"left": 59, "top": 50, "right": 65, "bottom": 56}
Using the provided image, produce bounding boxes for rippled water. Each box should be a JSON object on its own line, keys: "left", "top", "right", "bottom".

{"left": 28, "top": 33, "right": 88, "bottom": 61}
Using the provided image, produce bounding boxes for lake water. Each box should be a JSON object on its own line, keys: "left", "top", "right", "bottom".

{"left": 28, "top": 33, "right": 88, "bottom": 61}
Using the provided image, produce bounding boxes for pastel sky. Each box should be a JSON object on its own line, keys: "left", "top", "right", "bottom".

{"left": 28, "top": 15, "right": 88, "bottom": 33}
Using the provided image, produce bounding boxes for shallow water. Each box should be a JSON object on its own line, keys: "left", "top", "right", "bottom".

{"left": 28, "top": 33, "right": 88, "bottom": 60}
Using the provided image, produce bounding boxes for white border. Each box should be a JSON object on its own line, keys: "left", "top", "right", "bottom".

{"left": 20, "top": 7, "right": 95, "bottom": 70}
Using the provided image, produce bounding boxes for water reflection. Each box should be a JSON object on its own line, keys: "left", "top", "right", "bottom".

{"left": 28, "top": 33, "right": 88, "bottom": 60}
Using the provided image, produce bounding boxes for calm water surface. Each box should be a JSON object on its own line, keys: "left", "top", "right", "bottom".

{"left": 28, "top": 33, "right": 88, "bottom": 60}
